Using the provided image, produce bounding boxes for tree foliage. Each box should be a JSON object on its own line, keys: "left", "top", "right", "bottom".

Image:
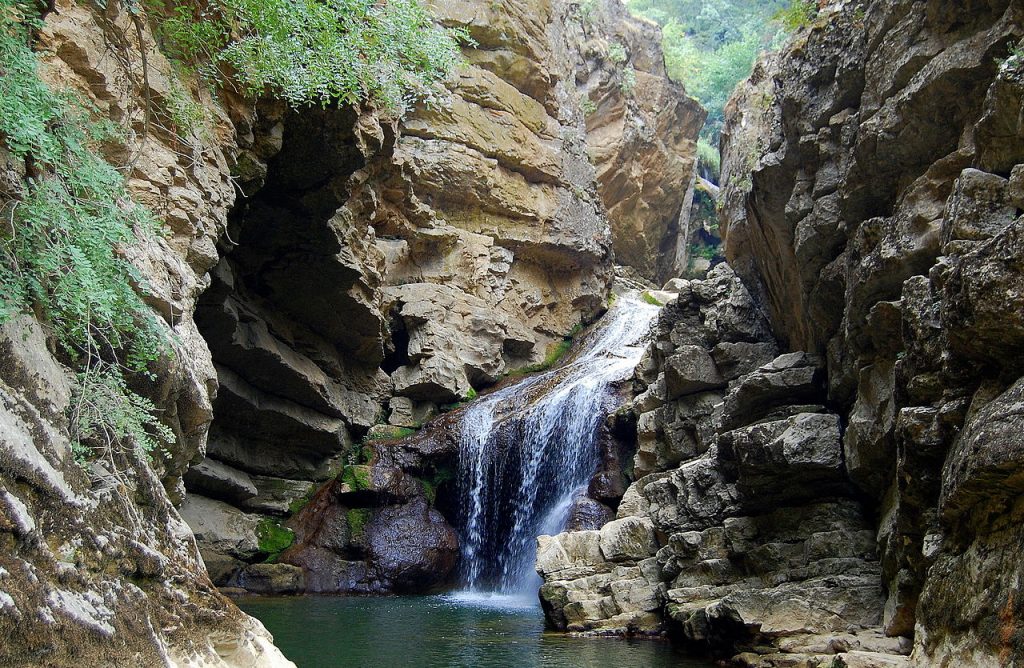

{"left": 628, "top": 0, "right": 799, "bottom": 142}
{"left": 150, "top": 0, "right": 469, "bottom": 113}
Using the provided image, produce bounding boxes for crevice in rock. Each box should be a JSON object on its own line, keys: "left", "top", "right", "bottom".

{"left": 187, "top": 103, "right": 392, "bottom": 584}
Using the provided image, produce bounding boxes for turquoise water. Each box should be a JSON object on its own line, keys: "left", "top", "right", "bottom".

{"left": 238, "top": 593, "right": 713, "bottom": 668}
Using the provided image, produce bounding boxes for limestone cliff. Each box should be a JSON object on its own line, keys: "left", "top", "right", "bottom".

{"left": 721, "top": 0, "right": 1024, "bottom": 664}
{"left": 0, "top": 0, "right": 290, "bottom": 664}
{"left": 539, "top": 1, "right": 1024, "bottom": 667}
{"left": 0, "top": 0, "right": 701, "bottom": 660}
{"left": 574, "top": 0, "right": 707, "bottom": 283}
{"left": 184, "top": 0, "right": 702, "bottom": 595}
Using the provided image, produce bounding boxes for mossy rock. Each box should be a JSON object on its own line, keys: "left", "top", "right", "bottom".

{"left": 255, "top": 518, "right": 294, "bottom": 560}
{"left": 340, "top": 465, "right": 373, "bottom": 492}
{"left": 286, "top": 483, "right": 320, "bottom": 515}
{"left": 363, "top": 424, "right": 417, "bottom": 442}
{"left": 346, "top": 508, "right": 373, "bottom": 538}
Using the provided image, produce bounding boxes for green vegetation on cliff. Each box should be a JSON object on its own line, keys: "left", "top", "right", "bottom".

{"left": 256, "top": 518, "right": 295, "bottom": 560}
{"left": 150, "top": 0, "right": 468, "bottom": 112}
{"left": 0, "top": 0, "right": 172, "bottom": 462}
{"left": 0, "top": 0, "right": 464, "bottom": 466}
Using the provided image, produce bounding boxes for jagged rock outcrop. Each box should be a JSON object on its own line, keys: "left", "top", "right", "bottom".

{"left": 0, "top": 0, "right": 291, "bottom": 664}
{"left": 278, "top": 419, "right": 461, "bottom": 594}
{"left": 0, "top": 0, "right": 697, "bottom": 660}
{"left": 573, "top": 0, "right": 707, "bottom": 283}
{"left": 186, "top": 0, "right": 623, "bottom": 586}
{"left": 714, "top": 0, "right": 1024, "bottom": 665}
{"left": 185, "top": 0, "right": 702, "bottom": 594}
{"left": 538, "top": 266, "right": 898, "bottom": 667}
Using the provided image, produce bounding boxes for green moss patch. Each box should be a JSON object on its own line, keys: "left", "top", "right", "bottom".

{"left": 641, "top": 291, "right": 665, "bottom": 306}
{"left": 286, "top": 484, "right": 320, "bottom": 515}
{"left": 346, "top": 508, "right": 373, "bottom": 538}
{"left": 363, "top": 425, "right": 417, "bottom": 443}
{"left": 256, "top": 519, "right": 294, "bottom": 560}
{"left": 340, "top": 465, "right": 373, "bottom": 491}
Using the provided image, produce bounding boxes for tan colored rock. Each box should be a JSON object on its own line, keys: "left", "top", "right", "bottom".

{"left": 574, "top": 0, "right": 706, "bottom": 282}
{"left": 598, "top": 516, "right": 657, "bottom": 562}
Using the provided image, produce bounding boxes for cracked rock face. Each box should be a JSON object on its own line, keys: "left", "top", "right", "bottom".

{"left": 713, "top": 1, "right": 1024, "bottom": 665}
{"left": 572, "top": 0, "right": 707, "bottom": 283}
{"left": 0, "top": 1, "right": 291, "bottom": 662}
{"left": 183, "top": 0, "right": 703, "bottom": 598}
{"left": 537, "top": 265, "right": 887, "bottom": 663}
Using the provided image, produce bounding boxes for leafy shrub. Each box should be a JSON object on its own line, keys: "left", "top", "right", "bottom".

{"left": 607, "top": 42, "right": 627, "bottom": 64}
{"left": 773, "top": 0, "right": 817, "bottom": 31}
{"left": 579, "top": 96, "right": 598, "bottom": 116}
{"left": 688, "top": 243, "right": 720, "bottom": 261}
{"left": 619, "top": 66, "right": 637, "bottom": 95}
{"left": 149, "top": 0, "right": 470, "bottom": 113}
{"left": 578, "top": 0, "right": 597, "bottom": 25}
{"left": 0, "top": 0, "right": 171, "bottom": 464}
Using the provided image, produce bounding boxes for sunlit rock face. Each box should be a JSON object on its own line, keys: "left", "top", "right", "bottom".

{"left": 573, "top": 0, "right": 707, "bottom": 284}
{"left": 186, "top": 0, "right": 706, "bottom": 596}
{"left": 540, "top": 2, "right": 1024, "bottom": 666}
{"left": 537, "top": 266, "right": 886, "bottom": 658}
{"left": 0, "top": 0, "right": 704, "bottom": 659}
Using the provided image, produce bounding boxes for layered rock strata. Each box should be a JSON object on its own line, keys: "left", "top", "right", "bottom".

{"left": 543, "top": 1, "right": 1024, "bottom": 665}
{"left": 186, "top": 0, "right": 703, "bottom": 594}
{"left": 718, "top": 0, "right": 1024, "bottom": 665}
{"left": 0, "top": 0, "right": 290, "bottom": 663}
{"left": 573, "top": 0, "right": 707, "bottom": 282}
{"left": 538, "top": 266, "right": 904, "bottom": 667}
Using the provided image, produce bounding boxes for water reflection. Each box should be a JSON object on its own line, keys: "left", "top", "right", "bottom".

{"left": 238, "top": 595, "right": 713, "bottom": 668}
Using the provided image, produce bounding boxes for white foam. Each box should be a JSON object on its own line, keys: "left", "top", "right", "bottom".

{"left": 440, "top": 590, "right": 540, "bottom": 611}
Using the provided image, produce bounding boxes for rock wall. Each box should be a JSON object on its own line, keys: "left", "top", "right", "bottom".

{"left": 0, "top": 0, "right": 290, "bottom": 664}
{"left": 538, "top": 267, "right": 904, "bottom": 666}
{"left": 540, "top": 1, "right": 1024, "bottom": 667}
{"left": 719, "top": 0, "right": 1022, "bottom": 664}
{"left": 2, "top": 0, "right": 704, "bottom": 659}
{"left": 185, "top": 0, "right": 623, "bottom": 589}
{"left": 574, "top": 0, "right": 707, "bottom": 283}
{"left": 185, "top": 0, "right": 703, "bottom": 594}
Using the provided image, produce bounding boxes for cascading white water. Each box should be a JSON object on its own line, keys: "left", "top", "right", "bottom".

{"left": 455, "top": 294, "right": 661, "bottom": 595}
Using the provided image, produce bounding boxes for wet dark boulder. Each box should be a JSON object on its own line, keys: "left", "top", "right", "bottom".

{"left": 365, "top": 497, "right": 459, "bottom": 592}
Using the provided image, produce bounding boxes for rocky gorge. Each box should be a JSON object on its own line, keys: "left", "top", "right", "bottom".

{"left": 538, "top": 1, "right": 1024, "bottom": 667}
{"left": 0, "top": 0, "right": 1022, "bottom": 667}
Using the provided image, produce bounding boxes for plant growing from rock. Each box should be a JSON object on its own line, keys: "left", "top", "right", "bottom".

{"left": 0, "top": 0, "right": 172, "bottom": 464}
{"left": 147, "top": 0, "right": 470, "bottom": 114}
{"left": 607, "top": 41, "right": 628, "bottom": 64}
{"left": 772, "top": 0, "right": 817, "bottom": 31}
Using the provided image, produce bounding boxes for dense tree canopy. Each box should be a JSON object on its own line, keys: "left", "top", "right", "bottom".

{"left": 627, "top": 0, "right": 800, "bottom": 144}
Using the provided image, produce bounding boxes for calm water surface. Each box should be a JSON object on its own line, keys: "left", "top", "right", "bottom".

{"left": 238, "top": 593, "right": 714, "bottom": 668}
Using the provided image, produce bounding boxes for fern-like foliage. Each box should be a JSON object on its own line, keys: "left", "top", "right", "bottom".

{"left": 0, "top": 0, "right": 170, "bottom": 464}
{"left": 149, "top": 0, "right": 470, "bottom": 113}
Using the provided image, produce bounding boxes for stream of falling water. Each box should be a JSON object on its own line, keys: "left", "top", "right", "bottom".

{"left": 453, "top": 293, "right": 661, "bottom": 598}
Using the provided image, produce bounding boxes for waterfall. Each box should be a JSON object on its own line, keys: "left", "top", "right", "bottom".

{"left": 454, "top": 294, "right": 661, "bottom": 595}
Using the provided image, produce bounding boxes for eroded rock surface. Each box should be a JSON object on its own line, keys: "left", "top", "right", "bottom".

{"left": 538, "top": 266, "right": 889, "bottom": 667}
{"left": 574, "top": 0, "right": 706, "bottom": 282}
{"left": 712, "top": 1, "right": 1024, "bottom": 665}
{"left": 0, "top": 1, "right": 291, "bottom": 663}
